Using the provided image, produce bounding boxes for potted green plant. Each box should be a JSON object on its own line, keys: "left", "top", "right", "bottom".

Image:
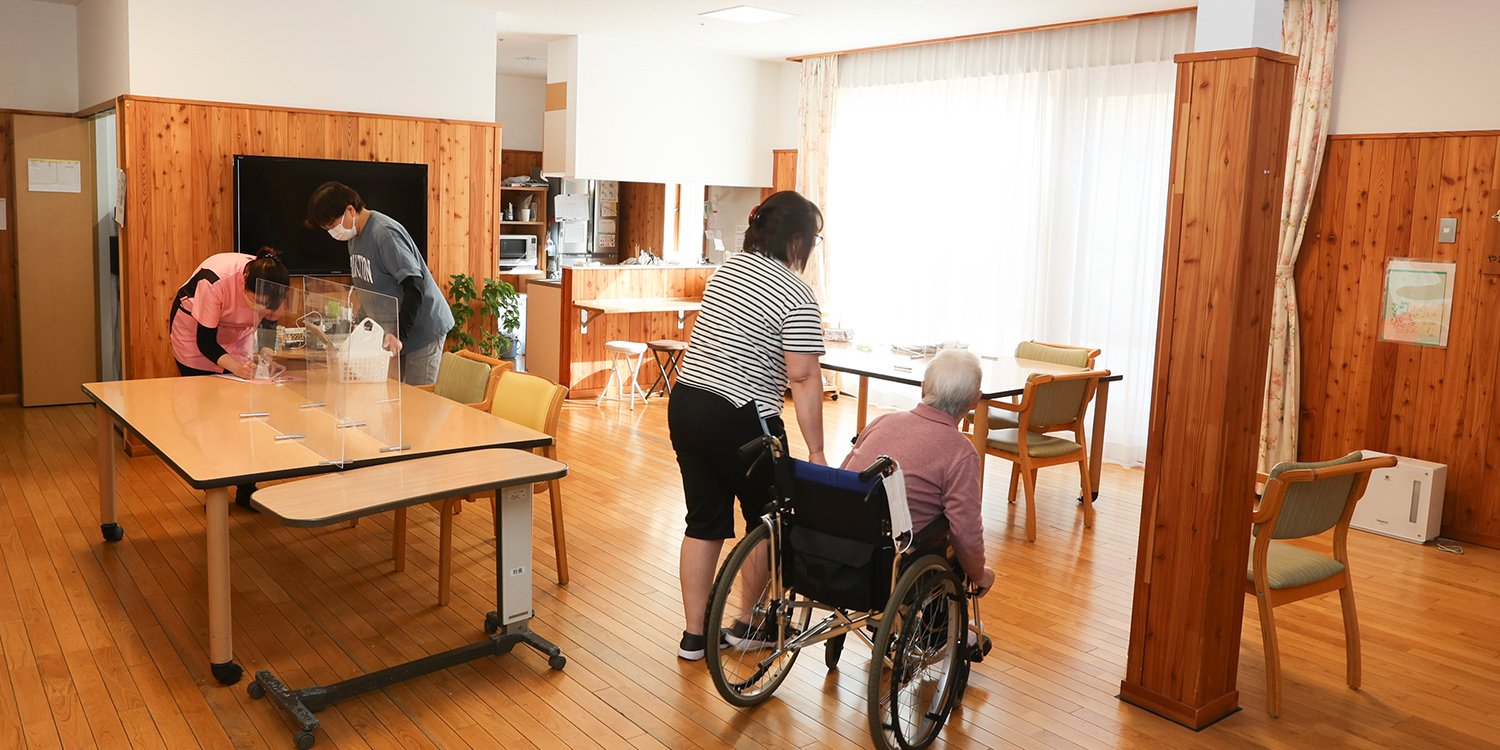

{"left": 446, "top": 273, "right": 521, "bottom": 358}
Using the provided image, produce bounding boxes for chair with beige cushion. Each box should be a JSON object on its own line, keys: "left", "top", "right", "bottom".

{"left": 1246, "top": 451, "right": 1396, "bottom": 718}
{"left": 416, "top": 350, "right": 510, "bottom": 412}
{"left": 983, "top": 369, "right": 1107, "bottom": 542}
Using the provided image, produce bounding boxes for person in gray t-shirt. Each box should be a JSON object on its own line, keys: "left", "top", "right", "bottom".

{"left": 306, "top": 182, "right": 454, "bottom": 386}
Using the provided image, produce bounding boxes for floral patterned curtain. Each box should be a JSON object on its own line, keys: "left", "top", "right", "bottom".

{"left": 796, "top": 56, "right": 837, "bottom": 308}
{"left": 1259, "top": 0, "right": 1339, "bottom": 473}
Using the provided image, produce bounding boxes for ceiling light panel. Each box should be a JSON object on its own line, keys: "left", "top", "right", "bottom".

{"left": 698, "top": 5, "right": 797, "bottom": 24}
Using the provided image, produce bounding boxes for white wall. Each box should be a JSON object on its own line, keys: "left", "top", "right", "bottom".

{"left": 495, "top": 74, "right": 545, "bottom": 151}
{"left": 125, "top": 0, "right": 498, "bottom": 122}
{"left": 569, "top": 36, "right": 798, "bottom": 187}
{"left": 1194, "top": 0, "right": 1281, "bottom": 52}
{"left": 0, "top": 0, "right": 79, "bottom": 112}
{"left": 77, "top": 0, "right": 130, "bottom": 109}
{"left": 1331, "top": 0, "right": 1500, "bottom": 134}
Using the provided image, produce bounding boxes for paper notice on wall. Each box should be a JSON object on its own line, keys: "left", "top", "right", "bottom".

{"left": 734, "top": 224, "right": 749, "bottom": 252}
{"left": 599, "top": 233, "right": 616, "bottom": 249}
{"left": 0, "top": 199, "right": 6, "bottom": 230}
{"left": 28, "top": 158, "right": 83, "bottom": 193}
{"left": 115, "top": 168, "right": 126, "bottom": 226}
{"left": 598, "top": 219, "right": 616, "bottom": 235}
{"left": 599, "top": 181, "right": 618, "bottom": 202}
{"left": 555, "top": 194, "right": 590, "bottom": 221}
{"left": 561, "top": 220, "right": 587, "bottom": 243}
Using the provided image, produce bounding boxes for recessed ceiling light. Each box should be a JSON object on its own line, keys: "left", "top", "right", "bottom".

{"left": 517, "top": 56, "right": 545, "bottom": 62}
{"left": 699, "top": 5, "right": 797, "bottom": 24}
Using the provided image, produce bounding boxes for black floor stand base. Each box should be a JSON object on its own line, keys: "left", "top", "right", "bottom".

{"left": 101, "top": 523, "right": 124, "bottom": 542}
{"left": 250, "top": 617, "right": 564, "bottom": 748}
{"left": 1077, "top": 491, "right": 1100, "bottom": 504}
{"left": 211, "top": 660, "right": 243, "bottom": 685}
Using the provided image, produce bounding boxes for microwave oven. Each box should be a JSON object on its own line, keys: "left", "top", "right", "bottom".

{"left": 498, "top": 234, "right": 538, "bottom": 268}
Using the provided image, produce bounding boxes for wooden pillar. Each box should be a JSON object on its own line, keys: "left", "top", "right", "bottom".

{"left": 1119, "top": 47, "right": 1297, "bottom": 730}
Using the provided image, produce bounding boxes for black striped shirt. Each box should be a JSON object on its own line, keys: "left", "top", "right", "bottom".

{"left": 678, "top": 253, "right": 825, "bottom": 419}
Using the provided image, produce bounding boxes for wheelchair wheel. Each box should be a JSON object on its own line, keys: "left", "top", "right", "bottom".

{"left": 866, "top": 555, "right": 966, "bottom": 750}
{"left": 705, "top": 523, "right": 809, "bottom": 707}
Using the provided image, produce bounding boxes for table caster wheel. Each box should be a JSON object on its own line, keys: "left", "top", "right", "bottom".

{"left": 101, "top": 523, "right": 124, "bottom": 542}
{"left": 830, "top": 393, "right": 839, "bottom": 401}
{"left": 548, "top": 654, "right": 566, "bottom": 671}
{"left": 210, "top": 661, "right": 243, "bottom": 685}
{"left": 295, "top": 729, "right": 317, "bottom": 749}
{"left": 247, "top": 680, "right": 266, "bottom": 700}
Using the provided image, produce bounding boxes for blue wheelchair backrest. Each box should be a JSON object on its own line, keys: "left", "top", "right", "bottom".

{"left": 790, "top": 460, "right": 893, "bottom": 546}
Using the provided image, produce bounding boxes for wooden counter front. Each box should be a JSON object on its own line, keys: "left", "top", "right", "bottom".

{"left": 551, "top": 266, "right": 716, "bottom": 397}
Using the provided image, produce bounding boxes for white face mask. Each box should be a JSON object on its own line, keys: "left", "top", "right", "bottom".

{"left": 327, "top": 211, "right": 356, "bottom": 241}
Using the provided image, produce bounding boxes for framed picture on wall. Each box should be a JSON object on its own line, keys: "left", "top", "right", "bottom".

{"left": 1379, "top": 258, "right": 1456, "bottom": 348}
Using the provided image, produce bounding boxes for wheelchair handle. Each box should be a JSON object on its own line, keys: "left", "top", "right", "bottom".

{"left": 858, "top": 455, "right": 895, "bottom": 483}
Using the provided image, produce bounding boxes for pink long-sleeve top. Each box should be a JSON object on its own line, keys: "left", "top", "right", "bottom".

{"left": 840, "top": 403, "right": 984, "bottom": 581}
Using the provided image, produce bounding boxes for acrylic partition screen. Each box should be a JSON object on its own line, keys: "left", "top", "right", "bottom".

{"left": 253, "top": 279, "right": 404, "bottom": 465}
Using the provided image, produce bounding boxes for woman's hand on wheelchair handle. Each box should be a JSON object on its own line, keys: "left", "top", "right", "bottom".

{"left": 977, "top": 567, "right": 995, "bottom": 597}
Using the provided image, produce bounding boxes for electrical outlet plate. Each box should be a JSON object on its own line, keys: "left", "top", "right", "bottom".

{"left": 1439, "top": 217, "right": 1458, "bottom": 243}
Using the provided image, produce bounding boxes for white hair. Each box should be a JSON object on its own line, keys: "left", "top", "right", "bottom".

{"left": 921, "top": 349, "right": 982, "bottom": 418}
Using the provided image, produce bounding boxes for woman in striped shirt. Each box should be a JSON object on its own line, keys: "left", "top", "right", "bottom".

{"left": 670, "top": 190, "right": 827, "bottom": 660}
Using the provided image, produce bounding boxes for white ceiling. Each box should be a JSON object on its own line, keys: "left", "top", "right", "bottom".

{"left": 470, "top": 0, "right": 1195, "bottom": 79}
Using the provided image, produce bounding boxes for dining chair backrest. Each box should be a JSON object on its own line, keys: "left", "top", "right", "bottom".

{"left": 1015, "top": 341, "right": 1098, "bottom": 369}
{"left": 490, "top": 370, "right": 567, "bottom": 437}
{"left": 432, "top": 351, "right": 496, "bottom": 405}
{"left": 1022, "top": 371, "right": 1101, "bottom": 428}
{"left": 1265, "top": 451, "right": 1367, "bottom": 539}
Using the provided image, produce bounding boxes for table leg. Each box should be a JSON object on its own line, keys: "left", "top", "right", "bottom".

{"left": 97, "top": 405, "right": 124, "bottom": 542}
{"left": 205, "top": 486, "right": 241, "bottom": 685}
{"left": 971, "top": 400, "right": 990, "bottom": 494}
{"left": 493, "top": 484, "right": 534, "bottom": 629}
{"left": 855, "top": 376, "right": 869, "bottom": 433}
{"left": 1087, "top": 380, "right": 1110, "bottom": 502}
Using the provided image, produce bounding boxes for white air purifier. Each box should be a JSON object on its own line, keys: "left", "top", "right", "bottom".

{"left": 1351, "top": 451, "right": 1446, "bottom": 544}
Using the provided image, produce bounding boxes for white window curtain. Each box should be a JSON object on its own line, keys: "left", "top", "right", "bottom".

{"left": 825, "top": 13, "right": 1195, "bottom": 466}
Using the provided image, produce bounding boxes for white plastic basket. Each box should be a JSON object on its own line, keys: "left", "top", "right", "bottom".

{"left": 332, "top": 349, "right": 392, "bottom": 383}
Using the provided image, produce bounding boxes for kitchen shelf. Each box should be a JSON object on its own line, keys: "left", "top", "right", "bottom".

{"left": 501, "top": 220, "right": 545, "bottom": 226}
{"left": 500, "top": 186, "right": 549, "bottom": 192}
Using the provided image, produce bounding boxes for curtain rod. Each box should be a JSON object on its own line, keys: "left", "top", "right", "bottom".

{"left": 786, "top": 6, "right": 1197, "bottom": 62}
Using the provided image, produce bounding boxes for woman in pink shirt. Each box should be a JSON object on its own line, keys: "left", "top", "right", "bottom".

{"left": 169, "top": 248, "right": 289, "bottom": 509}
{"left": 170, "top": 249, "right": 289, "bottom": 378}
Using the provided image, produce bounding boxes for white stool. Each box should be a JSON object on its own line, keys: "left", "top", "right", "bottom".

{"left": 599, "top": 340, "right": 648, "bottom": 409}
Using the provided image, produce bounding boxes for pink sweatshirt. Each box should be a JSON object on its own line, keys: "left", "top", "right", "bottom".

{"left": 841, "top": 403, "right": 984, "bottom": 581}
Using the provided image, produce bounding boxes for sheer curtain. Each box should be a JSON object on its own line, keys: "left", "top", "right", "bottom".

{"left": 825, "top": 13, "right": 1194, "bottom": 466}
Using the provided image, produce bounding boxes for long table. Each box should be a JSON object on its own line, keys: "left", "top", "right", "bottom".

{"left": 819, "top": 346, "right": 1123, "bottom": 497}
{"left": 84, "top": 376, "right": 552, "bottom": 686}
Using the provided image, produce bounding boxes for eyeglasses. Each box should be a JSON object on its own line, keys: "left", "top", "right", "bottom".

{"left": 814, "top": 234, "right": 824, "bottom": 246}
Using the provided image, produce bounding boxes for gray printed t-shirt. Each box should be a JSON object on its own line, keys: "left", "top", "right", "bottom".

{"left": 347, "top": 211, "right": 454, "bottom": 350}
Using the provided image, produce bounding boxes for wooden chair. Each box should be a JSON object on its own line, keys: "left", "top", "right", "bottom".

{"left": 1247, "top": 451, "right": 1396, "bottom": 717}
{"left": 397, "top": 369, "right": 570, "bottom": 605}
{"left": 982, "top": 370, "right": 1107, "bottom": 542}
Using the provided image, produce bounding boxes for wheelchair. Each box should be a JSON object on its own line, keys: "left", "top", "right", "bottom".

{"left": 705, "top": 435, "right": 990, "bottom": 750}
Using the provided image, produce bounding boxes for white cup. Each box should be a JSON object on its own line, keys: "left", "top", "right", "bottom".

{"left": 520, "top": 208, "right": 532, "bottom": 222}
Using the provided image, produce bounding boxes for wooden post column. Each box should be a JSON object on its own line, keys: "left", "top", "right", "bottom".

{"left": 1119, "top": 47, "right": 1297, "bottom": 730}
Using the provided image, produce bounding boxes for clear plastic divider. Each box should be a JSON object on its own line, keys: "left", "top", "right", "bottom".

{"left": 302, "top": 278, "right": 404, "bottom": 457}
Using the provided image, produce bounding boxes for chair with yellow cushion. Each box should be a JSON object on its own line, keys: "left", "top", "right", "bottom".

{"left": 1246, "top": 451, "right": 1396, "bottom": 717}
{"left": 409, "top": 369, "right": 570, "bottom": 605}
{"left": 983, "top": 369, "right": 1107, "bottom": 542}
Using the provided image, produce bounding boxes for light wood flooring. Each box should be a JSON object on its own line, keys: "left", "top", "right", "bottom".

{"left": 0, "top": 395, "right": 1496, "bottom": 749}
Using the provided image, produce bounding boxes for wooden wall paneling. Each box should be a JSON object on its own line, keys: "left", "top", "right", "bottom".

{"left": 1298, "top": 131, "right": 1500, "bottom": 547}
{"left": 0, "top": 114, "right": 19, "bottom": 394}
{"left": 558, "top": 267, "right": 714, "bottom": 395}
{"left": 617, "top": 182, "right": 666, "bottom": 259}
{"left": 117, "top": 96, "right": 502, "bottom": 381}
{"left": 1121, "top": 49, "right": 1297, "bottom": 729}
{"left": 1295, "top": 140, "right": 1344, "bottom": 457}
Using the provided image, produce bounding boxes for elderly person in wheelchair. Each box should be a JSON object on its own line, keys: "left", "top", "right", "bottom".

{"left": 841, "top": 348, "right": 996, "bottom": 596}
{"left": 702, "top": 349, "right": 995, "bottom": 750}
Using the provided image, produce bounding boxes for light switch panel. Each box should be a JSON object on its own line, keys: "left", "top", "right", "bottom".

{"left": 1439, "top": 217, "right": 1458, "bottom": 243}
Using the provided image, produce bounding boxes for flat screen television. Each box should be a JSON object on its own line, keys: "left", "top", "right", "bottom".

{"left": 233, "top": 155, "right": 429, "bottom": 276}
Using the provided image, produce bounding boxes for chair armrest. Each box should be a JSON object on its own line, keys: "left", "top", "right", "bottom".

{"left": 988, "top": 400, "right": 1023, "bottom": 413}
{"left": 1255, "top": 471, "right": 1270, "bottom": 485}
{"left": 414, "top": 384, "right": 435, "bottom": 393}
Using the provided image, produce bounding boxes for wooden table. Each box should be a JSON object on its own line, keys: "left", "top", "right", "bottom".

{"left": 574, "top": 296, "right": 701, "bottom": 334}
{"left": 247, "top": 449, "right": 568, "bottom": 748}
{"left": 84, "top": 376, "right": 552, "bottom": 686}
{"left": 819, "top": 346, "right": 1123, "bottom": 497}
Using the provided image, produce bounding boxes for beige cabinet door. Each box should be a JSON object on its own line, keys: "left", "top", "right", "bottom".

{"left": 12, "top": 114, "right": 98, "bottom": 406}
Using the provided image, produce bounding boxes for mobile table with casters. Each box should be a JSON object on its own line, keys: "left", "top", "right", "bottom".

{"left": 247, "top": 448, "right": 569, "bottom": 749}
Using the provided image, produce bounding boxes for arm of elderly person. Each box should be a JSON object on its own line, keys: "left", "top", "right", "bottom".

{"left": 944, "top": 447, "right": 987, "bottom": 584}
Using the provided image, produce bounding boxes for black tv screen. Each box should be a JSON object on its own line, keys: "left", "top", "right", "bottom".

{"left": 233, "top": 155, "right": 429, "bottom": 275}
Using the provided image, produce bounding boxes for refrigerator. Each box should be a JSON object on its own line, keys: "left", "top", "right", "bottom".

{"left": 549, "top": 178, "right": 618, "bottom": 271}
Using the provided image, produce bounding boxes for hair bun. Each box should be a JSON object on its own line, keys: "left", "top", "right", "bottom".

{"left": 255, "top": 246, "right": 282, "bottom": 261}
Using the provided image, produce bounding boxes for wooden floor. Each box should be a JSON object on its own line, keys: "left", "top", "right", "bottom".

{"left": 0, "top": 395, "right": 1497, "bottom": 749}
